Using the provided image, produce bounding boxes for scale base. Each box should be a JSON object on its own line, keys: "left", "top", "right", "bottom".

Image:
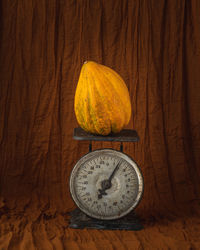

{"left": 69, "top": 208, "right": 143, "bottom": 231}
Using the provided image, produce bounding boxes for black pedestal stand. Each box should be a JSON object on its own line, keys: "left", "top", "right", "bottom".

{"left": 69, "top": 127, "right": 143, "bottom": 231}
{"left": 69, "top": 208, "right": 143, "bottom": 230}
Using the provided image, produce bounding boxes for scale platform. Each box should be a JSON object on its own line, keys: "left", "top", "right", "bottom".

{"left": 73, "top": 127, "right": 139, "bottom": 142}
{"left": 69, "top": 127, "right": 143, "bottom": 231}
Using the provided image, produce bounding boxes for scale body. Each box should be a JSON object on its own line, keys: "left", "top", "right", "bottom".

{"left": 69, "top": 127, "right": 144, "bottom": 230}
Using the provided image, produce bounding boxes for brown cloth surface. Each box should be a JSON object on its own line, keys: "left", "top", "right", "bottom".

{"left": 0, "top": 0, "right": 200, "bottom": 249}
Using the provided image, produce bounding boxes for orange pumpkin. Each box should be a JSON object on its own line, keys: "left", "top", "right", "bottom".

{"left": 74, "top": 61, "right": 132, "bottom": 135}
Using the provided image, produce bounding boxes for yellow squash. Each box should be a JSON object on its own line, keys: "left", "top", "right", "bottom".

{"left": 74, "top": 61, "right": 132, "bottom": 135}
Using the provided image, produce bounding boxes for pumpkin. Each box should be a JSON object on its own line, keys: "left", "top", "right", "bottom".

{"left": 74, "top": 61, "right": 132, "bottom": 135}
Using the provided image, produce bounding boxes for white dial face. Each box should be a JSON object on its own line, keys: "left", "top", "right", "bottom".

{"left": 70, "top": 149, "right": 143, "bottom": 220}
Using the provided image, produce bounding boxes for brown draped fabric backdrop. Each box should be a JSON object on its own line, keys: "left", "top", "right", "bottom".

{"left": 0, "top": 0, "right": 200, "bottom": 249}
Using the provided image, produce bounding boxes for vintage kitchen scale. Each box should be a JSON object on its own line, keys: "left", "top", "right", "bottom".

{"left": 69, "top": 127, "right": 144, "bottom": 230}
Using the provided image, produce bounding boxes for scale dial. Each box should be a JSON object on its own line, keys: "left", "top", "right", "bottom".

{"left": 70, "top": 149, "right": 143, "bottom": 220}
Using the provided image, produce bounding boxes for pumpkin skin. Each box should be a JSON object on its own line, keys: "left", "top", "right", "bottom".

{"left": 74, "top": 61, "right": 132, "bottom": 135}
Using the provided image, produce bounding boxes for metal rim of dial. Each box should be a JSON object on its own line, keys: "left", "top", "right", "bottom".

{"left": 70, "top": 149, "right": 144, "bottom": 220}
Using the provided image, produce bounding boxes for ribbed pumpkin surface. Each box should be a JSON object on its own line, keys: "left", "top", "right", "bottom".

{"left": 74, "top": 61, "right": 132, "bottom": 135}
